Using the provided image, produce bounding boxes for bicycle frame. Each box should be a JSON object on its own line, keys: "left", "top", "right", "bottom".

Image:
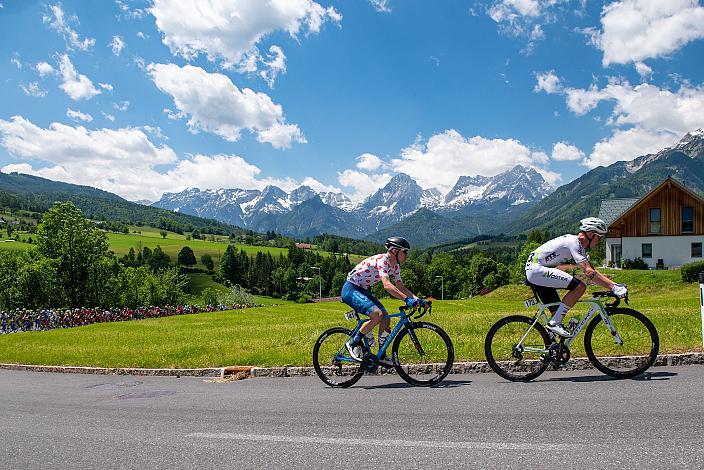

{"left": 518, "top": 296, "right": 623, "bottom": 355}
{"left": 335, "top": 308, "right": 422, "bottom": 364}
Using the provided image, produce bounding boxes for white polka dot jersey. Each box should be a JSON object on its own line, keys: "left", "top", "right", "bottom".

{"left": 347, "top": 253, "right": 401, "bottom": 289}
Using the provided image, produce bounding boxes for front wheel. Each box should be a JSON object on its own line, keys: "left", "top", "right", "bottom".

{"left": 312, "top": 327, "right": 364, "bottom": 388}
{"left": 584, "top": 308, "right": 659, "bottom": 379}
{"left": 485, "top": 315, "right": 551, "bottom": 382}
{"left": 392, "top": 322, "right": 454, "bottom": 387}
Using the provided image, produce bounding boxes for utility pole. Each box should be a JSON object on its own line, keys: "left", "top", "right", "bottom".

{"left": 435, "top": 275, "right": 444, "bottom": 300}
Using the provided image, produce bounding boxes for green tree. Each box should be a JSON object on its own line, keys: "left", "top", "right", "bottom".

{"left": 160, "top": 230, "right": 167, "bottom": 239}
{"left": 219, "top": 245, "right": 237, "bottom": 285}
{"left": 36, "top": 201, "right": 110, "bottom": 307}
{"left": 201, "top": 253, "right": 214, "bottom": 272}
{"left": 177, "top": 246, "right": 197, "bottom": 266}
{"left": 148, "top": 245, "right": 172, "bottom": 272}
{"left": 6, "top": 224, "right": 13, "bottom": 239}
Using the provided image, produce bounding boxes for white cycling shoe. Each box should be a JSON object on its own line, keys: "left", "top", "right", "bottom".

{"left": 546, "top": 321, "right": 574, "bottom": 338}
{"left": 345, "top": 340, "right": 363, "bottom": 362}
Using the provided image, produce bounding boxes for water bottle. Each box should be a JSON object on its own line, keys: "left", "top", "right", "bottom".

{"left": 567, "top": 317, "right": 579, "bottom": 333}
{"left": 378, "top": 331, "right": 389, "bottom": 348}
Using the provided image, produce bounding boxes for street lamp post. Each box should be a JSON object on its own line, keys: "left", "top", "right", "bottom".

{"left": 435, "top": 275, "right": 444, "bottom": 300}
{"left": 311, "top": 266, "right": 322, "bottom": 299}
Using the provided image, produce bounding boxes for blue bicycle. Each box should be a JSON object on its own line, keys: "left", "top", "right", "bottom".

{"left": 312, "top": 301, "right": 454, "bottom": 387}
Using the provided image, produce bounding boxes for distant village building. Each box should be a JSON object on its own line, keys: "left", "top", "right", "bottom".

{"left": 295, "top": 243, "right": 312, "bottom": 250}
{"left": 599, "top": 177, "right": 704, "bottom": 269}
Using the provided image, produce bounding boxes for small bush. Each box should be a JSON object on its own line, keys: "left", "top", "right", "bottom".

{"left": 217, "top": 284, "right": 255, "bottom": 306}
{"left": 681, "top": 261, "right": 704, "bottom": 282}
{"left": 622, "top": 258, "right": 649, "bottom": 270}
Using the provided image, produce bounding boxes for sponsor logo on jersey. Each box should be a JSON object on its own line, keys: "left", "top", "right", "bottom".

{"left": 544, "top": 251, "right": 559, "bottom": 263}
{"left": 541, "top": 271, "right": 569, "bottom": 282}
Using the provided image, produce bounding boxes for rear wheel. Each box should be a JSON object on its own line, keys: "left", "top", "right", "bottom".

{"left": 584, "top": 308, "right": 659, "bottom": 379}
{"left": 312, "top": 327, "right": 364, "bottom": 387}
{"left": 392, "top": 322, "right": 454, "bottom": 387}
{"left": 485, "top": 315, "right": 551, "bottom": 382}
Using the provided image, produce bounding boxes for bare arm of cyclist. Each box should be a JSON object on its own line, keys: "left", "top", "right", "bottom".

{"left": 578, "top": 260, "right": 615, "bottom": 288}
{"left": 381, "top": 277, "right": 415, "bottom": 301}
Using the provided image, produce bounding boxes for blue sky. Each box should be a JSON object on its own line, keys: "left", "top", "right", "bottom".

{"left": 1, "top": 0, "right": 703, "bottom": 202}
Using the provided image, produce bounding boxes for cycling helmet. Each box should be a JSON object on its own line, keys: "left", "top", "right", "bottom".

{"left": 385, "top": 236, "right": 410, "bottom": 251}
{"left": 579, "top": 217, "right": 607, "bottom": 235}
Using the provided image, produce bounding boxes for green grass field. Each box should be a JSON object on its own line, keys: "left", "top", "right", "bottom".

{"left": 0, "top": 269, "right": 700, "bottom": 368}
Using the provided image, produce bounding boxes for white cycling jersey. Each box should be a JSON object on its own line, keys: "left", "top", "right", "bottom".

{"left": 526, "top": 234, "right": 588, "bottom": 268}
{"left": 525, "top": 235, "right": 588, "bottom": 289}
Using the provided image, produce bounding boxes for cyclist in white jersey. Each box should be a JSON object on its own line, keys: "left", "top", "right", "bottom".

{"left": 341, "top": 236, "right": 424, "bottom": 365}
{"left": 525, "top": 217, "right": 628, "bottom": 337}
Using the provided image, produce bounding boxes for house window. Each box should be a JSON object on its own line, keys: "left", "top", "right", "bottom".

{"left": 682, "top": 206, "right": 694, "bottom": 233}
{"left": 692, "top": 243, "right": 702, "bottom": 258}
{"left": 649, "top": 208, "right": 661, "bottom": 234}
{"left": 642, "top": 243, "right": 652, "bottom": 258}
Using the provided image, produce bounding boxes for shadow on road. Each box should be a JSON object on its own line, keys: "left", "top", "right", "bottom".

{"left": 357, "top": 378, "right": 472, "bottom": 390}
{"left": 546, "top": 370, "right": 676, "bottom": 383}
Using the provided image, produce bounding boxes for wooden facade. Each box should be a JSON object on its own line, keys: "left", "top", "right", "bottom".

{"left": 606, "top": 178, "right": 704, "bottom": 238}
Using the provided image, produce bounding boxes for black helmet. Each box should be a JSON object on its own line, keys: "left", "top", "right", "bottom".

{"left": 385, "top": 236, "right": 410, "bottom": 251}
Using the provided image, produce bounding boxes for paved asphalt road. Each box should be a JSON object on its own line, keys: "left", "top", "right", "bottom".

{"left": 1, "top": 366, "right": 703, "bottom": 470}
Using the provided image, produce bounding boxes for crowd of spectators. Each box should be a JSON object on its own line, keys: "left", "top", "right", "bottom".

{"left": 0, "top": 303, "right": 256, "bottom": 334}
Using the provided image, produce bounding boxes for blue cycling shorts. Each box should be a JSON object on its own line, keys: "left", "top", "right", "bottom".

{"left": 341, "top": 281, "right": 387, "bottom": 316}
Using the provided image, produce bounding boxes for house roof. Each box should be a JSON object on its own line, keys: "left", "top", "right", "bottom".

{"left": 606, "top": 176, "right": 704, "bottom": 228}
{"left": 598, "top": 198, "right": 639, "bottom": 227}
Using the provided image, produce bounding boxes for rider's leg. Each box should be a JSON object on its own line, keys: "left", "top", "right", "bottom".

{"left": 359, "top": 307, "right": 383, "bottom": 335}
{"left": 552, "top": 279, "right": 586, "bottom": 324}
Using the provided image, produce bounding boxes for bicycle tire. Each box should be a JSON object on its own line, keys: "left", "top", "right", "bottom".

{"left": 484, "top": 315, "right": 551, "bottom": 382}
{"left": 584, "top": 308, "right": 659, "bottom": 379}
{"left": 391, "top": 321, "right": 454, "bottom": 387}
{"left": 312, "top": 327, "right": 364, "bottom": 388}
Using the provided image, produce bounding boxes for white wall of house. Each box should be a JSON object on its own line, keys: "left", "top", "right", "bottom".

{"left": 607, "top": 236, "right": 704, "bottom": 268}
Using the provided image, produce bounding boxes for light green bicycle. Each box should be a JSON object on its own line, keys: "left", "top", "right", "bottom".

{"left": 485, "top": 286, "right": 659, "bottom": 382}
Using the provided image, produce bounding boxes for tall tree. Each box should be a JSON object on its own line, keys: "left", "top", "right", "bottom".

{"left": 36, "top": 201, "right": 110, "bottom": 307}
{"left": 177, "top": 246, "right": 197, "bottom": 266}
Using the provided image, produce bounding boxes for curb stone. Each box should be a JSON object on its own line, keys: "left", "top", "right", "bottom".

{"left": 2, "top": 352, "right": 702, "bottom": 379}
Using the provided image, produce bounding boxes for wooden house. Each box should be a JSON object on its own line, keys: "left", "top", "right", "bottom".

{"left": 599, "top": 177, "right": 704, "bottom": 269}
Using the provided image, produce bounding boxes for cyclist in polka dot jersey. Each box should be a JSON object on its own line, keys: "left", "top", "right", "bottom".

{"left": 341, "top": 236, "right": 425, "bottom": 366}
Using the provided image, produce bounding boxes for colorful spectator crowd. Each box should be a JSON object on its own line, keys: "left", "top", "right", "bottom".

{"left": 0, "top": 304, "right": 257, "bottom": 334}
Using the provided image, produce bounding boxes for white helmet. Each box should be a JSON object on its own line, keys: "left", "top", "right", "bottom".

{"left": 579, "top": 217, "right": 607, "bottom": 235}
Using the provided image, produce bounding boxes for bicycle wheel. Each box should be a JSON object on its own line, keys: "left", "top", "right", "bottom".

{"left": 485, "top": 315, "right": 551, "bottom": 382}
{"left": 584, "top": 308, "right": 659, "bottom": 379}
{"left": 391, "top": 322, "right": 454, "bottom": 387}
{"left": 312, "top": 327, "right": 364, "bottom": 388}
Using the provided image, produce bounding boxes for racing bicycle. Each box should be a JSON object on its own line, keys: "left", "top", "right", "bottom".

{"left": 484, "top": 284, "right": 659, "bottom": 381}
{"left": 312, "top": 300, "right": 454, "bottom": 387}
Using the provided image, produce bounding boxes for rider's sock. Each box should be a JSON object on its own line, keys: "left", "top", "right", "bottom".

{"left": 549, "top": 303, "right": 570, "bottom": 325}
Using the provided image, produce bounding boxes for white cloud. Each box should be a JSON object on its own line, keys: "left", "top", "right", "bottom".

{"left": 11, "top": 56, "right": 22, "bottom": 69}
{"left": 101, "top": 112, "right": 115, "bottom": 122}
{"left": 551, "top": 141, "right": 584, "bottom": 161}
{"left": 113, "top": 101, "right": 130, "bottom": 111}
{"left": 98, "top": 83, "right": 113, "bottom": 92}
{"left": 149, "top": 0, "right": 341, "bottom": 81}
{"left": 20, "top": 82, "right": 47, "bottom": 98}
{"left": 58, "top": 54, "right": 101, "bottom": 100}
{"left": 536, "top": 72, "right": 704, "bottom": 167}
{"left": 583, "top": 127, "right": 678, "bottom": 168}
{"left": 148, "top": 63, "right": 305, "bottom": 149}
{"left": 36, "top": 61, "right": 55, "bottom": 77}
{"left": 43, "top": 3, "right": 95, "bottom": 51}
{"left": 369, "top": 0, "right": 392, "bottom": 13}
{"left": 634, "top": 61, "right": 653, "bottom": 80}
{"left": 355, "top": 153, "right": 383, "bottom": 171}
{"left": 590, "top": 0, "right": 704, "bottom": 66}
{"left": 66, "top": 108, "right": 93, "bottom": 122}
{"left": 141, "top": 126, "right": 167, "bottom": 140}
{"left": 136, "top": 32, "right": 148, "bottom": 39}
{"left": 258, "top": 45, "right": 286, "bottom": 88}
{"left": 110, "top": 35, "right": 125, "bottom": 56}
{"left": 486, "top": 0, "right": 572, "bottom": 51}
{"left": 337, "top": 169, "right": 392, "bottom": 201}
{"left": 0, "top": 115, "right": 322, "bottom": 201}
{"left": 389, "top": 130, "right": 552, "bottom": 194}
{"left": 115, "top": 0, "right": 147, "bottom": 19}
{"left": 534, "top": 70, "right": 562, "bottom": 93}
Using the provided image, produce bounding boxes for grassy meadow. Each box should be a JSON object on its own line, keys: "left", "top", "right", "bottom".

{"left": 0, "top": 268, "right": 701, "bottom": 368}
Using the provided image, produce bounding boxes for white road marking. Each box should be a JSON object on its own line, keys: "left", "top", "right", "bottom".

{"left": 187, "top": 432, "right": 569, "bottom": 451}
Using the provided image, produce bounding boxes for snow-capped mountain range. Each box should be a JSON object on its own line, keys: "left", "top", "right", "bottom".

{"left": 152, "top": 164, "right": 553, "bottom": 238}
